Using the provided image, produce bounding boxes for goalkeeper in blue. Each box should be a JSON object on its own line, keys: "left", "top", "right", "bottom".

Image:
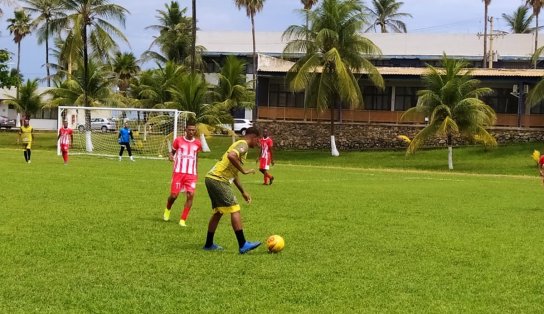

{"left": 118, "top": 122, "right": 135, "bottom": 161}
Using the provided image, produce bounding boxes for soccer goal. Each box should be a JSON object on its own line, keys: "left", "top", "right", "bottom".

{"left": 57, "top": 106, "right": 193, "bottom": 159}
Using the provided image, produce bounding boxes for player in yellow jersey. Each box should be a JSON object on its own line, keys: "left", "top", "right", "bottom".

{"left": 18, "top": 119, "right": 34, "bottom": 163}
{"left": 203, "top": 127, "right": 261, "bottom": 254}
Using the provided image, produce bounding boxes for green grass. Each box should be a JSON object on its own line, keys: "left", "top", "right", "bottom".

{"left": 1, "top": 132, "right": 544, "bottom": 312}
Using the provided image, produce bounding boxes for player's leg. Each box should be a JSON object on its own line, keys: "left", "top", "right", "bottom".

{"left": 26, "top": 143, "right": 32, "bottom": 163}
{"left": 119, "top": 144, "right": 125, "bottom": 160}
{"left": 23, "top": 145, "right": 28, "bottom": 162}
{"left": 232, "top": 212, "right": 261, "bottom": 254}
{"left": 203, "top": 211, "right": 223, "bottom": 250}
{"left": 259, "top": 168, "right": 268, "bottom": 185}
{"left": 61, "top": 145, "right": 68, "bottom": 164}
{"left": 164, "top": 173, "right": 182, "bottom": 221}
{"left": 126, "top": 143, "right": 134, "bottom": 161}
{"left": 179, "top": 190, "right": 194, "bottom": 227}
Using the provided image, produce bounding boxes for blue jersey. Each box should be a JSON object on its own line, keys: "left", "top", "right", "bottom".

{"left": 118, "top": 128, "right": 133, "bottom": 143}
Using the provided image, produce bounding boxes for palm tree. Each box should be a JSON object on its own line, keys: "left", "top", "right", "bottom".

{"left": 111, "top": 52, "right": 140, "bottom": 95}
{"left": 283, "top": 0, "right": 384, "bottom": 156}
{"left": 300, "top": 0, "right": 318, "bottom": 38}
{"left": 502, "top": 6, "right": 535, "bottom": 33}
{"left": 234, "top": 0, "right": 265, "bottom": 92}
{"left": 21, "top": 0, "right": 64, "bottom": 87}
{"left": 364, "top": 0, "right": 412, "bottom": 33}
{"left": 47, "top": 60, "right": 125, "bottom": 151}
{"left": 483, "top": 0, "right": 491, "bottom": 68}
{"left": 526, "top": 0, "right": 544, "bottom": 55}
{"left": 144, "top": 1, "right": 192, "bottom": 65}
{"left": 402, "top": 56, "right": 496, "bottom": 170}
{"left": 52, "top": 0, "right": 129, "bottom": 107}
{"left": 7, "top": 9, "right": 32, "bottom": 98}
{"left": 4, "top": 79, "right": 44, "bottom": 120}
{"left": 0, "top": 0, "right": 19, "bottom": 20}
{"left": 168, "top": 72, "right": 230, "bottom": 151}
{"left": 132, "top": 61, "right": 185, "bottom": 109}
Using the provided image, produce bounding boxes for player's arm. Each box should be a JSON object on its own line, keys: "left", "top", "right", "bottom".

{"left": 169, "top": 148, "right": 176, "bottom": 161}
{"left": 233, "top": 176, "right": 251, "bottom": 204}
{"left": 227, "top": 151, "right": 255, "bottom": 175}
{"left": 31, "top": 128, "right": 34, "bottom": 141}
{"left": 270, "top": 141, "right": 274, "bottom": 165}
{"left": 57, "top": 129, "right": 61, "bottom": 140}
{"left": 129, "top": 130, "right": 134, "bottom": 141}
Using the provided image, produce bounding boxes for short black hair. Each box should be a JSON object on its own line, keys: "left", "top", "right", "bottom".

{"left": 186, "top": 120, "right": 196, "bottom": 127}
{"left": 245, "top": 127, "right": 260, "bottom": 137}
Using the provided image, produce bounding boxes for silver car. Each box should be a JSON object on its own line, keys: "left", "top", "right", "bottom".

{"left": 0, "top": 115, "right": 16, "bottom": 129}
{"left": 77, "top": 118, "right": 117, "bottom": 132}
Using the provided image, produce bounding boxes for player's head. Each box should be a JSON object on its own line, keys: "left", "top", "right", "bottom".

{"left": 185, "top": 121, "right": 197, "bottom": 139}
{"left": 63, "top": 120, "right": 68, "bottom": 128}
{"left": 23, "top": 119, "right": 29, "bottom": 127}
{"left": 124, "top": 122, "right": 129, "bottom": 128}
{"left": 263, "top": 128, "right": 269, "bottom": 138}
{"left": 244, "top": 127, "right": 260, "bottom": 148}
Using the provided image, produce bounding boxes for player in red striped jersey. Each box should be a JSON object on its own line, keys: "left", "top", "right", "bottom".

{"left": 258, "top": 128, "right": 274, "bottom": 185}
{"left": 163, "top": 121, "right": 203, "bottom": 227}
{"left": 57, "top": 120, "right": 73, "bottom": 165}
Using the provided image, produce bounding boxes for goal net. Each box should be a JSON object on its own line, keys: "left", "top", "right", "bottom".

{"left": 57, "top": 106, "right": 192, "bottom": 159}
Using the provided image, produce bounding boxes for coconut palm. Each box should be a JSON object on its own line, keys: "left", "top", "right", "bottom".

{"left": 47, "top": 60, "right": 125, "bottom": 151}
{"left": 7, "top": 9, "right": 32, "bottom": 98}
{"left": 402, "top": 56, "right": 496, "bottom": 170}
{"left": 51, "top": 0, "right": 129, "bottom": 107}
{"left": 143, "top": 1, "right": 192, "bottom": 65}
{"left": 131, "top": 61, "right": 185, "bottom": 109}
{"left": 21, "top": 0, "right": 64, "bottom": 87}
{"left": 213, "top": 55, "right": 254, "bottom": 114}
{"left": 300, "top": 0, "right": 318, "bottom": 38}
{"left": 283, "top": 0, "right": 384, "bottom": 156}
{"left": 502, "top": 5, "right": 536, "bottom": 33}
{"left": 49, "top": 31, "right": 82, "bottom": 79}
{"left": 526, "top": 0, "right": 544, "bottom": 55}
{"left": 483, "top": 0, "right": 491, "bottom": 68}
{"left": 111, "top": 52, "right": 140, "bottom": 95}
{"left": 365, "top": 0, "right": 412, "bottom": 33}
{"left": 4, "top": 79, "right": 44, "bottom": 119}
{"left": 168, "top": 72, "right": 230, "bottom": 151}
{"left": 234, "top": 0, "right": 265, "bottom": 91}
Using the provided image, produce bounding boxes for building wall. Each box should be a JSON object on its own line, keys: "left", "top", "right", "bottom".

{"left": 256, "top": 120, "right": 544, "bottom": 151}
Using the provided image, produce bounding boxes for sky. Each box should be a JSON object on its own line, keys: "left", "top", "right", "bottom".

{"left": 0, "top": 0, "right": 523, "bottom": 81}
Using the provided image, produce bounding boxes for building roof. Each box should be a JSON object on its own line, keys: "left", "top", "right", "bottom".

{"left": 197, "top": 31, "right": 535, "bottom": 60}
{"left": 257, "top": 54, "right": 544, "bottom": 78}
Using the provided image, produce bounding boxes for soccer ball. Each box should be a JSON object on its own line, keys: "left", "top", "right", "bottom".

{"left": 266, "top": 235, "right": 285, "bottom": 253}
{"left": 158, "top": 154, "right": 163, "bottom": 158}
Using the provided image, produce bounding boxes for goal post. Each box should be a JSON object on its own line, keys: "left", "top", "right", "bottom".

{"left": 57, "top": 106, "right": 193, "bottom": 159}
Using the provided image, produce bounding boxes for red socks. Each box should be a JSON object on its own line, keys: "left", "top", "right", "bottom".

{"left": 181, "top": 207, "right": 191, "bottom": 221}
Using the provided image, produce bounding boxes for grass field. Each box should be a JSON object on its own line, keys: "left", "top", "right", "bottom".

{"left": 1, "top": 132, "right": 544, "bottom": 313}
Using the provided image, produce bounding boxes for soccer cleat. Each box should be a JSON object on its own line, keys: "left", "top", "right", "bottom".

{"left": 118, "top": 156, "right": 122, "bottom": 161}
{"left": 203, "top": 244, "right": 223, "bottom": 251}
{"left": 130, "top": 156, "right": 135, "bottom": 161}
{"left": 269, "top": 176, "right": 274, "bottom": 185}
{"left": 179, "top": 219, "right": 187, "bottom": 227}
{"left": 239, "top": 241, "right": 261, "bottom": 254}
{"left": 163, "top": 209, "right": 171, "bottom": 221}
{"left": 27, "top": 160, "right": 31, "bottom": 164}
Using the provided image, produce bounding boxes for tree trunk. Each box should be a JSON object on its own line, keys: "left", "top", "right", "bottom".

{"left": 16, "top": 41, "right": 21, "bottom": 100}
{"left": 447, "top": 133, "right": 453, "bottom": 170}
{"left": 536, "top": 12, "right": 540, "bottom": 69}
{"left": 483, "top": 4, "right": 488, "bottom": 68}
{"left": 250, "top": 13, "right": 258, "bottom": 121}
{"left": 83, "top": 24, "right": 89, "bottom": 107}
{"left": 191, "top": 0, "right": 196, "bottom": 74}
{"left": 330, "top": 106, "right": 339, "bottom": 156}
{"left": 200, "top": 132, "right": 210, "bottom": 152}
{"left": 45, "top": 19, "right": 50, "bottom": 87}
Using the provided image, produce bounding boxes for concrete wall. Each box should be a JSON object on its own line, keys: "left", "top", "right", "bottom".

{"left": 255, "top": 121, "right": 544, "bottom": 150}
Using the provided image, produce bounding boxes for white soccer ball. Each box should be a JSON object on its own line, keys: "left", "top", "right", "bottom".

{"left": 158, "top": 154, "right": 163, "bottom": 158}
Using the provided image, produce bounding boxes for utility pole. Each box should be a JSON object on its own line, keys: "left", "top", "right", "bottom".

{"left": 478, "top": 16, "right": 504, "bottom": 68}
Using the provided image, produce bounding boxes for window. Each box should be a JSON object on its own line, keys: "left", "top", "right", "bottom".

{"left": 482, "top": 88, "right": 518, "bottom": 114}
{"left": 394, "top": 86, "right": 418, "bottom": 111}
{"left": 362, "top": 86, "right": 392, "bottom": 110}
{"left": 268, "top": 82, "right": 305, "bottom": 108}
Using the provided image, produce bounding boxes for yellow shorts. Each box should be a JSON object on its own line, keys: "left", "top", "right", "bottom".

{"left": 22, "top": 142, "right": 32, "bottom": 149}
{"left": 205, "top": 177, "right": 241, "bottom": 214}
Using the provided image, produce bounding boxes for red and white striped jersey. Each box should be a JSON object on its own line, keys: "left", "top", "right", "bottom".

{"left": 172, "top": 136, "right": 202, "bottom": 175}
{"left": 260, "top": 137, "right": 273, "bottom": 159}
{"left": 59, "top": 127, "right": 73, "bottom": 145}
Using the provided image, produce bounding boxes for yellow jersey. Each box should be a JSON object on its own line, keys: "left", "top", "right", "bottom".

{"left": 20, "top": 126, "right": 33, "bottom": 143}
{"left": 206, "top": 140, "right": 249, "bottom": 183}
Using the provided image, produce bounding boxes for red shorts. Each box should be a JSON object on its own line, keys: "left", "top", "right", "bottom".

{"left": 259, "top": 157, "right": 270, "bottom": 170}
{"left": 540, "top": 155, "right": 544, "bottom": 166}
{"left": 170, "top": 173, "right": 197, "bottom": 195}
{"left": 61, "top": 144, "right": 70, "bottom": 152}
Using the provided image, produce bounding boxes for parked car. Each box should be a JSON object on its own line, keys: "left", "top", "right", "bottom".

{"left": 221, "top": 119, "right": 253, "bottom": 135}
{"left": 77, "top": 117, "right": 117, "bottom": 132}
{"left": 0, "top": 115, "right": 16, "bottom": 129}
